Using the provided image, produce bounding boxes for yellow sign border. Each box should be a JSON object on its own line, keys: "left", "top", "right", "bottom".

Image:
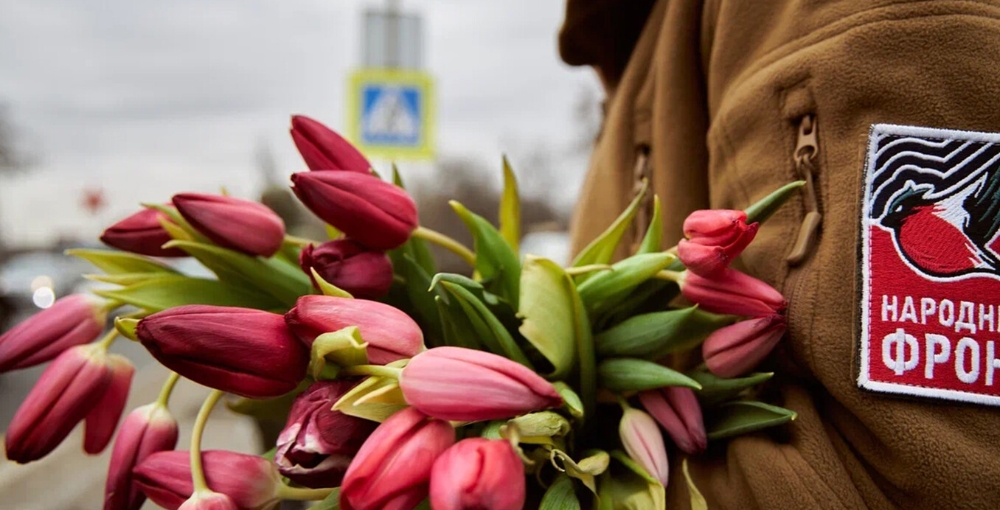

{"left": 347, "top": 69, "right": 436, "bottom": 160}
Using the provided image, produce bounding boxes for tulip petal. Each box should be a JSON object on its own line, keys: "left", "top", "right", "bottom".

{"left": 84, "top": 354, "right": 135, "bottom": 454}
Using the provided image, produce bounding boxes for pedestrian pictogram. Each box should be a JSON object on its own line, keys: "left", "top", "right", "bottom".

{"left": 347, "top": 69, "right": 435, "bottom": 160}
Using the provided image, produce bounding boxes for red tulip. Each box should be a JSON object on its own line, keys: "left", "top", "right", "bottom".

{"left": 639, "top": 387, "right": 707, "bottom": 454}
{"left": 340, "top": 408, "right": 455, "bottom": 510}
{"left": 274, "top": 380, "right": 377, "bottom": 488}
{"left": 285, "top": 295, "right": 424, "bottom": 365}
{"left": 0, "top": 294, "right": 107, "bottom": 372}
{"left": 703, "top": 314, "right": 786, "bottom": 378}
{"left": 300, "top": 240, "right": 393, "bottom": 299}
{"left": 172, "top": 193, "right": 285, "bottom": 257}
{"left": 84, "top": 355, "right": 135, "bottom": 454}
{"left": 136, "top": 306, "right": 308, "bottom": 398}
{"left": 400, "top": 347, "right": 562, "bottom": 421}
{"left": 178, "top": 491, "right": 238, "bottom": 510}
{"left": 429, "top": 438, "right": 525, "bottom": 510}
{"left": 677, "top": 210, "right": 758, "bottom": 277}
{"left": 619, "top": 407, "right": 669, "bottom": 486}
{"left": 134, "top": 450, "right": 281, "bottom": 510}
{"left": 5, "top": 344, "right": 132, "bottom": 463}
{"left": 101, "top": 207, "right": 186, "bottom": 257}
{"left": 290, "top": 171, "right": 418, "bottom": 251}
{"left": 681, "top": 268, "right": 786, "bottom": 317}
{"left": 104, "top": 403, "right": 179, "bottom": 510}
{"left": 290, "top": 115, "right": 371, "bottom": 173}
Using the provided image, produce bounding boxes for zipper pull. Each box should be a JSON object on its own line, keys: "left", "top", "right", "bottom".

{"left": 787, "top": 114, "right": 822, "bottom": 265}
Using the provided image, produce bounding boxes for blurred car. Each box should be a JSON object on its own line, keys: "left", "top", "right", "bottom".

{"left": 0, "top": 250, "right": 92, "bottom": 316}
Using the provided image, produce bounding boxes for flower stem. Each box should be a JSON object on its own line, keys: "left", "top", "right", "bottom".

{"left": 276, "top": 485, "right": 337, "bottom": 501}
{"left": 412, "top": 226, "right": 476, "bottom": 267}
{"left": 190, "top": 390, "right": 224, "bottom": 492}
{"left": 564, "top": 264, "right": 614, "bottom": 276}
{"left": 96, "top": 329, "right": 119, "bottom": 350}
{"left": 340, "top": 364, "right": 403, "bottom": 379}
{"left": 654, "top": 269, "right": 686, "bottom": 283}
{"left": 156, "top": 372, "right": 181, "bottom": 408}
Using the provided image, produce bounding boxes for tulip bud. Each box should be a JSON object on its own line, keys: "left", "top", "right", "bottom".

{"left": 340, "top": 408, "right": 455, "bottom": 510}
{"left": 681, "top": 268, "right": 787, "bottom": 317}
{"left": 0, "top": 294, "right": 107, "bottom": 372}
{"left": 84, "top": 355, "right": 135, "bottom": 454}
{"left": 400, "top": 347, "right": 562, "bottom": 421}
{"left": 101, "top": 207, "right": 186, "bottom": 257}
{"left": 5, "top": 344, "right": 127, "bottom": 463}
{"left": 178, "top": 491, "right": 238, "bottom": 510}
{"left": 299, "top": 240, "right": 393, "bottom": 299}
{"left": 172, "top": 193, "right": 285, "bottom": 257}
{"left": 136, "top": 306, "right": 308, "bottom": 398}
{"left": 290, "top": 172, "right": 418, "bottom": 251}
{"left": 429, "top": 438, "right": 525, "bottom": 510}
{"left": 677, "top": 210, "right": 758, "bottom": 277}
{"left": 619, "top": 407, "right": 669, "bottom": 486}
{"left": 274, "top": 380, "right": 377, "bottom": 488}
{"left": 134, "top": 450, "right": 281, "bottom": 510}
{"left": 703, "top": 314, "right": 786, "bottom": 378}
{"left": 290, "top": 115, "right": 371, "bottom": 173}
{"left": 104, "top": 403, "right": 179, "bottom": 510}
{"left": 638, "top": 387, "right": 707, "bottom": 454}
{"left": 285, "top": 295, "right": 424, "bottom": 365}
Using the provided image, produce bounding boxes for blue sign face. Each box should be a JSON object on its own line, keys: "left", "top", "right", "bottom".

{"left": 360, "top": 84, "right": 422, "bottom": 147}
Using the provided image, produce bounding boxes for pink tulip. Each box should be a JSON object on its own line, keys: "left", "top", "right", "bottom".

{"left": 300, "top": 240, "right": 393, "bottom": 299}
{"left": 5, "top": 344, "right": 131, "bottom": 463}
{"left": 703, "top": 314, "right": 786, "bottom": 378}
{"left": 136, "top": 306, "right": 308, "bottom": 398}
{"left": 681, "top": 268, "right": 786, "bottom": 317}
{"left": 285, "top": 295, "right": 424, "bottom": 365}
{"left": 400, "top": 347, "right": 562, "bottom": 421}
{"left": 678, "top": 210, "right": 759, "bottom": 277}
{"left": 84, "top": 355, "right": 135, "bottom": 454}
{"left": 172, "top": 193, "right": 285, "bottom": 257}
{"left": 290, "top": 171, "right": 418, "bottom": 251}
{"left": 0, "top": 294, "right": 107, "bottom": 372}
{"left": 134, "top": 450, "right": 281, "bottom": 510}
{"left": 340, "top": 408, "right": 455, "bottom": 510}
{"left": 290, "top": 115, "right": 371, "bottom": 173}
{"left": 104, "top": 403, "right": 179, "bottom": 510}
{"left": 429, "top": 438, "right": 525, "bottom": 510}
{"left": 275, "top": 380, "right": 377, "bottom": 488}
{"left": 639, "top": 387, "right": 707, "bottom": 454}
{"left": 101, "top": 207, "right": 186, "bottom": 257}
{"left": 178, "top": 491, "right": 238, "bottom": 510}
{"left": 619, "top": 407, "right": 669, "bottom": 486}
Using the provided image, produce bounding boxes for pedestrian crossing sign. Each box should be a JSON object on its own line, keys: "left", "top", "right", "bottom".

{"left": 347, "top": 69, "right": 435, "bottom": 160}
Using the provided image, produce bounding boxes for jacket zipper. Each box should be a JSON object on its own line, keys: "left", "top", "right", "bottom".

{"left": 787, "top": 114, "right": 822, "bottom": 264}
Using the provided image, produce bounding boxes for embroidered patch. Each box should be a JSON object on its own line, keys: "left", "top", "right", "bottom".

{"left": 858, "top": 124, "right": 1000, "bottom": 406}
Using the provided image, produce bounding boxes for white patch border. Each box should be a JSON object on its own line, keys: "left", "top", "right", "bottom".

{"left": 858, "top": 123, "right": 1000, "bottom": 406}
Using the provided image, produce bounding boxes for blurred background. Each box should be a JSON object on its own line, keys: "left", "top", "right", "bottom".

{"left": 0, "top": 0, "right": 600, "bottom": 508}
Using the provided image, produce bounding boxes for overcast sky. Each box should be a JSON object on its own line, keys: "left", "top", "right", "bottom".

{"left": 0, "top": 0, "right": 598, "bottom": 247}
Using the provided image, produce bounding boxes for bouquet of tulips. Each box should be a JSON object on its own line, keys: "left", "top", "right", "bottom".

{"left": 0, "top": 115, "right": 803, "bottom": 510}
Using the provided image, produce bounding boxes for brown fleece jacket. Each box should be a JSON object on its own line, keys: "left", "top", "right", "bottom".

{"left": 563, "top": 1, "right": 1000, "bottom": 508}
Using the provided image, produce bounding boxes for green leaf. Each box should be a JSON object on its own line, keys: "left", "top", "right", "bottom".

{"left": 499, "top": 155, "right": 521, "bottom": 253}
{"left": 577, "top": 253, "right": 675, "bottom": 316}
{"left": 689, "top": 368, "right": 774, "bottom": 407}
{"left": 683, "top": 459, "right": 708, "bottom": 510}
{"left": 332, "top": 362, "right": 409, "bottom": 423}
{"left": 114, "top": 317, "right": 138, "bottom": 340}
{"left": 311, "top": 268, "right": 353, "bottom": 298}
{"left": 553, "top": 382, "right": 584, "bottom": 420}
{"left": 324, "top": 224, "right": 342, "bottom": 240}
{"left": 595, "top": 307, "right": 734, "bottom": 359}
{"left": 597, "top": 358, "right": 702, "bottom": 392}
{"left": 388, "top": 170, "right": 437, "bottom": 276}
{"left": 480, "top": 421, "right": 505, "bottom": 439}
{"left": 605, "top": 450, "right": 666, "bottom": 510}
{"left": 66, "top": 249, "right": 179, "bottom": 275}
{"left": 571, "top": 179, "right": 648, "bottom": 273}
{"left": 165, "top": 240, "right": 311, "bottom": 307}
{"left": 635, "top": 196, "right": 662, "bottom": 255}
{"left": 94, "top": 276, "right": 282, "bottom": 312}
{"left": 392, "top": 254, "right": 442, "bottom": 343}
{"left": 144, "top": 202, "right": 211, "bottom": 244}
{"left": 309, "top": 327, "right": 369, "bottom": 379}
{"left": 435, "top": 295, "right": 481, "bottom": 350}
{"left": 517, "top": 256, "right": 577, "bottom": 379}
{"left": 438, "top": 281, "right": 533, "bottom": 368}
{"left": 431, "top": 273, "right": 504, "bottom": 308}
{"left": 510, "top": 411, "right": 571, "bottom": 441}
{"left": 551, "top": 449, "right": 609, "bottom": 494}
{"left": 308, "top": 488, "right": 341, "bottom": 510}
{"left": 706, "top": 400, "right": 797, "bottom": 441}
{"left": 450, "top": 200, "right": 521, "bottom": 308}
{"left": 744, "top": 181, "right": 805, "bottom": 224}
{"left": 84, "top": 272, "right": 183, "bottom": 286}
{"left": 540, "top": 474, "right": 582, "bottom": 510}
